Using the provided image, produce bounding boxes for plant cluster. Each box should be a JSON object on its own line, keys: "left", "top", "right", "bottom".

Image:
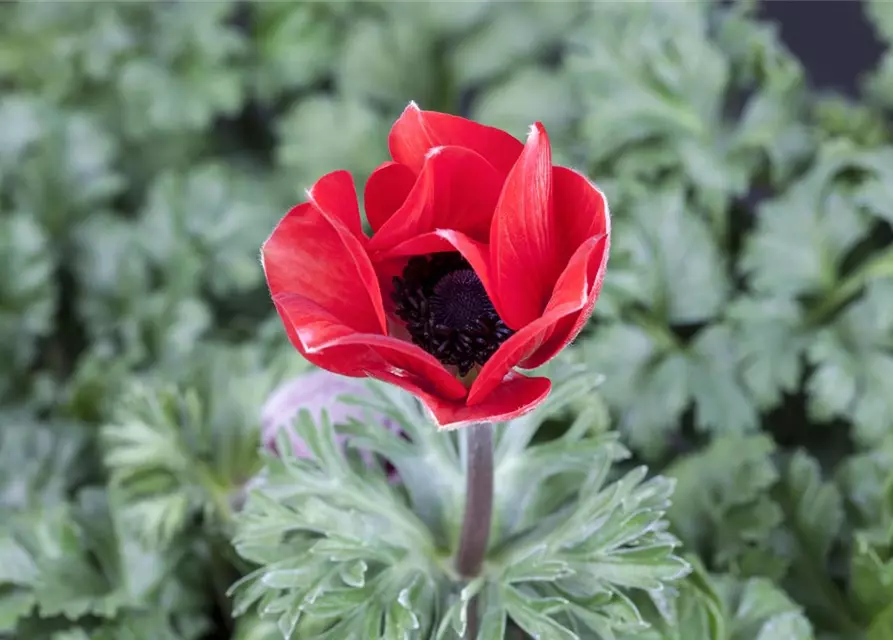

{"left": 2, "top": 1, "right": 893, "bottom": 638}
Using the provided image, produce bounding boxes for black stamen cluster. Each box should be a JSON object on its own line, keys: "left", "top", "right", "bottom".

{"left": 391, "top": 253, "right": 513, "bottom": 376}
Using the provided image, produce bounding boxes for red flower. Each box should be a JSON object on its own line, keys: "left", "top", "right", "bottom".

{"left": 262, "top": 103, "right": 610, "bottom": 429}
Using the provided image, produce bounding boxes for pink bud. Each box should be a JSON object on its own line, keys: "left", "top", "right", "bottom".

{"left": 261, "top": 370, "right": 400, "bottom": 472}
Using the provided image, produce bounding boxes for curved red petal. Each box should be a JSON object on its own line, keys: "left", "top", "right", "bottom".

{"left": 262, "top": 199, "right": 387, "bottom": 335}
{"left": 519, "top": 171, "right": 611, "bottom": 369}
{"left": 520, "top": 232, "right": 610, "bottom": 369}
{"left": 306, "top": 170, "right": 366, "bottom": 243}
{"left": 489, "top": 122, "right": 561, "bottom": 330}
{"left": 391, "top": 371, "right": 550, "bottom": 430}
{"left": 364, "top": 161, "right": 416, "bottom": 233}
{"left": 388, "top": 102, "right": 523, "bottom": 176}
{"left": 367, "top": 145, "right": 501, "bottom": 253}
{"left": 552, "top": 166, "right": 610, "bottom": 265}
{"left": 468, "top": 235, "right": 604, "bottom": 405}
{"left": 271, "top": 295, "right": 374, "bottom": 377}
{"left": 274, "top": 294, "right": 467, "bottom": 402}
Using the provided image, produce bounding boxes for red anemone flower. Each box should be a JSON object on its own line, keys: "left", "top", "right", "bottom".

{"left": 261, "top": 102, "right": 610, "bottom": 429}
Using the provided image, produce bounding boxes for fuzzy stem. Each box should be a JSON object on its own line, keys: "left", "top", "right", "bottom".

{"left": 455, "top": 422, "right": 494, "bottom": 639}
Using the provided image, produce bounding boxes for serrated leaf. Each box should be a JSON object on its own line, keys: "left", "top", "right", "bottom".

{"left": 338, "top": 14, "right": 435, "bottom": 109}
{"left": 604, "top": 187, "right": 729, "bottom": 324}
{"left": 473, "top": 65, "right": 577, "bottom": 145}
{"left": 728, "top": 295, "right": 807, "bottom": 409}
{"left": 806, "top": 280, "right": 893, "bottom": 445}
{"left": 583, "top": 320, "right": 756, "bottom": 459}
{"left": 339, "top": 560, "right": 367, "bottom": 589}
{"left": 686, "top": 325, "right": 759, "bottom": 437}
{"left": 779, "top": 451, "right": 844, "bottom": 563}
{"left": 712, "top": 575, "right": 815, "bottom": 640}
{"left": 276, "top": 97, "right": 386, "bottom": 190}
{"left": 667, "top": 435, "right": 783, "bottom": 576}
{"left": 503, "top": 586, "right": 578, "bottom": 640}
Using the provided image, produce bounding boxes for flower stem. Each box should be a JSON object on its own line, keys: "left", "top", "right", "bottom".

{"left": 455, "top": 422, "right": 494, "bottom": 639}
{"left": 456, "top": 422, "right": 494, "bottom": 578}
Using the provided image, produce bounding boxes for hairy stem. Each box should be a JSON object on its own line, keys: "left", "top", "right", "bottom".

{"left": 455, "top": 422, "right": 494, "bottom": 638}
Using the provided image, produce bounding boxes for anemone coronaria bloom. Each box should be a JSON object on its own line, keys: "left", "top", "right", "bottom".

{"left": 261, "top": 103, "right": 610, "bottom": 429}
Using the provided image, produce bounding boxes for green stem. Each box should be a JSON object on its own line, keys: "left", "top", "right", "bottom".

{"left": 806, "top": 247, "right": 893, "bottom": 327}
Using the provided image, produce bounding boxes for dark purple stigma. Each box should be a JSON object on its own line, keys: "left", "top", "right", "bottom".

{"left": 391, "top": 253, "right": 513, "bottom": 376}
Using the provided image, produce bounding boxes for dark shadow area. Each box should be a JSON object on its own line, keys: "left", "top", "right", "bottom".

{"left": 761, "top": 0, "right": 884, "bottom": 95}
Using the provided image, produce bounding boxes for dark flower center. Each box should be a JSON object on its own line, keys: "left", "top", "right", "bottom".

{"left": 391, "top": 253, "right": 514, "bottom": 376}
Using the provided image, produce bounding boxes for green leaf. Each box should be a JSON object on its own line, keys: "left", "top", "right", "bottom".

{"left": 727, "top": 295, "right": 806, "bottom": 409}
{"left": 0, "top": 413, "right": 89, "bottom": 514}
{"left": 781, "top": 451, "right": 844, "bottom": 562}
{"left": 686, "top": 325, "right": 759, "bottom": 439}
{"left": 713, "top": 575, "right": 815, "bottom": 640}
{"left": 601, "top": 187, "right": 729, "bottom": 324}
{"left": 111, "top": 3, "right": 246, "bottom": 138}
{"left": 582, "top": 321, "right": 757, "bottom": 460}
{"left": 337, "top": 14, "right": 436, "bottom": 109}
{"left": 250, "top": 3, "right": 341, "bottom": 100}
{"left": 773, "top": 451, "right": 859, "bottom": 633}
{"left": 737, "top": 144, "right": 893, "bottom": 433}
{"left": 276, "top": 97, "right": 387, "bottom": 193}
{"left": 477, "top": 597, "right": 507, "bottom": 640}
{"left": 568, "top": 2, "right": 809, "bottom": 216}
{"left": 451, "top": 1, "right": 581, "bottom": 87}
{"left": 502, "top": 586, "right": 578, "bottom": 640}
{"left": 667, "top": 435, "right": 784, "bottom": 578}
{"left": 740, "top": 145, "right": 873, "bottom": 299}
{"left": 138, "top": 163, "right": 287, "bottom": 297}
{"left": 101, "top": 345, "right": 273, "bottom": 547}
{"left": 624, "top": 556, "right": 724, "bottom": 640}
{"left": 806, "top": 280, "right": 893, "bottom": 445}
{"left": 473, "top": 65, "right": 577, "bottom": 146}
{"left": 869, "top": 602, "right": 893, "bottom": 640}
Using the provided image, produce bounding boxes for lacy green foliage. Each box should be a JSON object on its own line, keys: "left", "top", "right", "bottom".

{"left": 101, "top": 344, "right": 292, "bottom": 548}
{"left": 665, "top": 435, "right": 893, "bottom": 637}
{"left": 624, "top": 557, "right": 815, "bottom": 640}
{"left": 230, "top": 374, "right": 688, "bottom": 639}
{"left": 735, "top": 143, "right": 893, "bottom": 445}
{"left": 3, "top": 0, "right": 893, "bottom": 638}
{"left": 566, "top": 1, "right": 812, "bottom": 218}
{"left": 0, "top": 416, "right": 211, "bottom": 638}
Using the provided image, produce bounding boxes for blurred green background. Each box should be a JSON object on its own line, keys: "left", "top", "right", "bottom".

{"left": 3, "top": 0, "right": 893, "bottom": 638}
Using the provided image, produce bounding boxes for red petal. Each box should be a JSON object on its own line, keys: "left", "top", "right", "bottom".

{"left": 520, "top": 172, "right": 611, "bottom": 369}
{"left": 306, "top": 170, "right": 366, "bottom": 243}
{"left": 553, "top": 167, "right": 610, "bottom": 264}
{"left": 262, "top": 198, "right": 386, "bottom": 335}
{"left": 385, "top": 371, "right": 550, "bottom": 430}
{"left": 271, "top": 295, "right": 371, "bottom": 377}
{"left": 274, "top": 294, "right": 467, "bottom": 402}
{"left": 367, "top": 146, "right": 501, "bottom": 253}
{"left": 489, "top": 122, "right": 560, "bottom": 330}
{"left": 521, "top": 233, "right": 610, "bottom": 369}
{"left": 468, "top": 235, "right": 604, "bottom": 405}
{"left": 364, "top": 162, "right": 416, "bottom": 233}
{"left": 388, "top": 102, "right": 523, "bottom": 176}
